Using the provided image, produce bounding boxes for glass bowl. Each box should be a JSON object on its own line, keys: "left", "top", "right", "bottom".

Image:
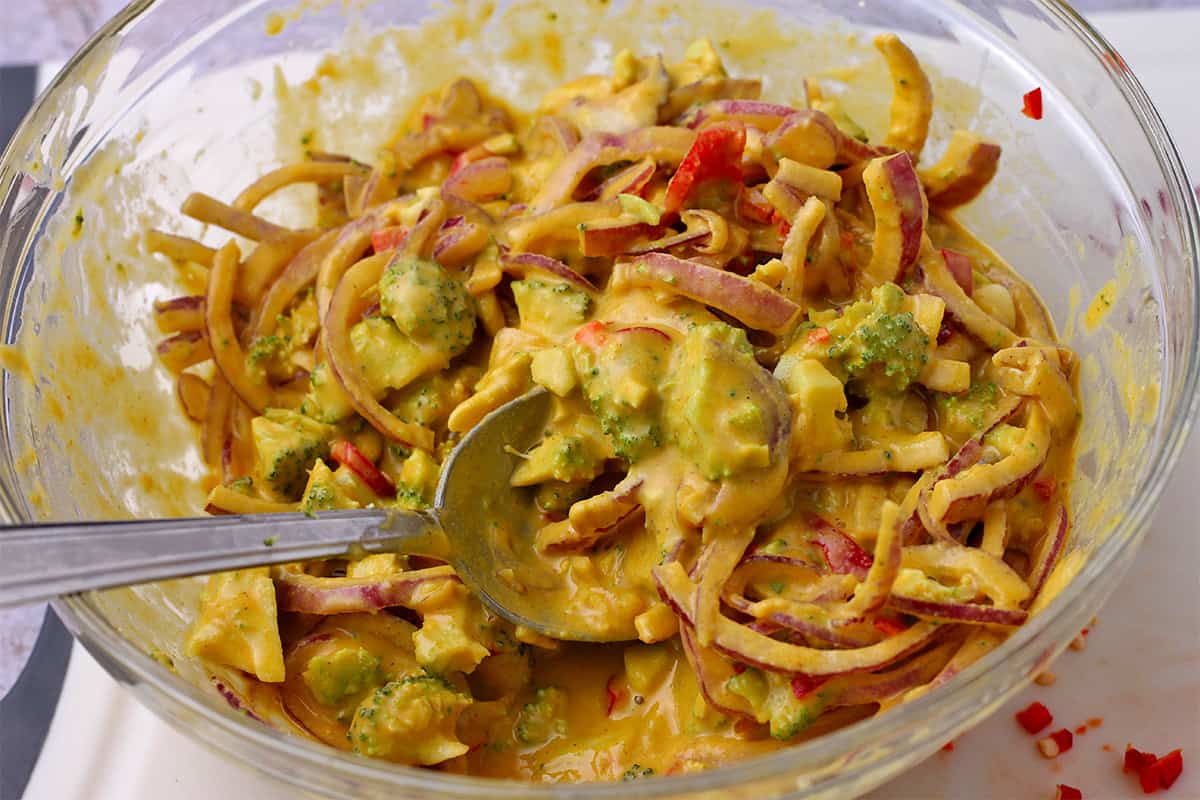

{"left": 0, "top": 0, "right": 1195, "bottom": 798}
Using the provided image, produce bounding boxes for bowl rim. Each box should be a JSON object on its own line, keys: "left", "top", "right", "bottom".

{"left": 5, "top": 0, "right": 1195, "bottom": 796}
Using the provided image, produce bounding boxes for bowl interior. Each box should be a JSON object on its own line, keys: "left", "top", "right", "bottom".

{"left": 0, "top": 1, "right": 1194, "bottom": 798}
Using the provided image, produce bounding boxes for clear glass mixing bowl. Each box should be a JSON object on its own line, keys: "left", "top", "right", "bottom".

{"left": 0, "top": 1, "right": 1195, "bottom": 797}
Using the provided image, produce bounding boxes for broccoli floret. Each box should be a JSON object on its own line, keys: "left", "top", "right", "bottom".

{"left": 348, "top": 674, "right": 470, "bottom": 765}
{"left": 300, "top": 361, "right": 355, "bottom": 423}
{"left": 350, "top": 318, "right": 443, "bottom": 397}
{"left": 811, "top": 283, "right": 929, "bottom": 393}
{"left": 668, "top": 322, "right": 776, "bottom": 480}
{"left": 251, "top": 409, "right": 334, "bottom": 498}
{"left": 380, "top": 255, "right": 476, "bottom": 360}
{"left": 511, "top": 279, "right": 591, "bottom": 340}
{"left": 302, "top": 646, "right": 381, "bottom": 707}
{"left": 933, "top": 379, "right": 1000, "bottom": 443}
{"left": 572, "top": 327, "right": 670, "bottom": 463}
{"left": 514, "top": 686, "right": 568, "bottom": 745}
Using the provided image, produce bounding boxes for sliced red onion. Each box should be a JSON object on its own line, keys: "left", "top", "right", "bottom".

{"left": 212, "top": 678, "right": 267, "bottom": 724}
{"left": 499, "top": 251, "right": 597, "bottom": 291}
{"left": 593, "top": 157, "right": 656, "bottom": 200}
{"left": 614, "top": 253, "right": 799, "bottom": 334}
{"left": 660, "top": 77, "right": 762, "bottom": 123}
{"left": 580, "top": 220, "right": 666, "bottom": 257}
{"left": 624, "top": 227, "right": 712, "bottom": 255}
{"left": 725, "top": 592, "right": 881, "bottom": 648}
{"left": 763, "top": 111, "right": 840, "bottom": 169}
{"left": 443, "top": 156, "right": 512, "bottom": 203}
{"left": 835, "top": 642, "right": 952, "bottom": 706}
{"left": 275, "top": 566, "right": 459, "bottom": 614}
{"left": 1026, "top": 502, "right": 1069, "bottom": 603}
{"left": 433, "top": 220, "right": 490, "bottom": 266}
{"left": 681, "top": 100, "right": 797, "bottom": 131}
{"left": 654, "top": 561, "right": 941, "bottom": 676}
{"left": 528, "top": 127, "right": 695, "bottom": 215}
{"left": 809, "top": 517, "right": 873, "bottom": 580}
{"left": 679, "top": 624, "right": 754, "bottom": 718}
{"left": 529, "top": 115, "right": 580, "bottom": 158}
{"left": 887, "top": 594, "right": 1028, "bottom": 626}
{"left": 941, "top": 249, "right": 974, "bottom": 296}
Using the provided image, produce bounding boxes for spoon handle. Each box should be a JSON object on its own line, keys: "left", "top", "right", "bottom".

{"left": 0, "top": 509, "right": 438, "bottom": 609}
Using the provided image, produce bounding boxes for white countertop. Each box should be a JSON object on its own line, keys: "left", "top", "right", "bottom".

{"left": 19, "top": 8, "right": 1200, "bottom": 800}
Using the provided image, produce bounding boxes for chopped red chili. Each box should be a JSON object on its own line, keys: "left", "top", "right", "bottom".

{"left": 1022, "top": 87, "right": 1044, "bottom": 120}
{"left": 1055, "top": 785, "right": 1083, "bottom": 800}
{"left": 605, "top": 675, "right": 626, "bottom": 717}
{"left": 790, "top": 674, "right": 827, "bottom": 700}
{"left": 1125, "top": 745, "right": 1158, "bottom": 774}
{"left": 1076, "top": 725, "right": 1089, "bottom": 735}
{"left": 941, "top": 741, "right": 955, "bottom": 752}
{"left": 1032, "top": 476, "right": 1057, "bottom": 501}
{"left": 1154, "top": 749, "right": 1184, "bottom": 791}
{"left": 1016, "top": 701, "right": 1054, "bottom": 735}
{"left": 370, "top": 225, "right": 409, "bottom": 253}
{"left": 807, "top": 326, "right": 831, "bottom": 346}
{"left": 1039, "top": 729, "right": 1074, "bottom": 759}
{"left": 873, "top": 616, "right": 908, "bottom": 636}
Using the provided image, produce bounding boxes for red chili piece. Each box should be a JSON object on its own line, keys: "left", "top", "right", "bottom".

{"left": 1125, "top": 746, "right": 1158, "bottom": 775}
{"left": 330, "top": 440, "right": 396, "bottom": 497}
{"left": 790, "top": 674, "right": 827, "bottom": 700}
{"left": 573, "top": 320, "right": 609, "bottom": 348}
{"left": 1055, "top": 785, "right": 1083, "bottom": 800}
{"left": 605, "top": 675, "right": 626, "bottom": 717}
{"left": 1022, "top": 87, "right": 1044, "bottom": 120}
{"left": 1050, "top": 728, "right": 1075, "bottom": 754}
{"left": 370, "top": 226, "right": 409, "bottom": 253}
{"left": 873, "top": 616, "right": 908, "bottom": 637}
{"left": 1032, "top": 476, "right": 1057, "bottom": 501}
{"left": 807, "top": 326, "right": 831, "bottom": 346}
{"left": 942, "top": 741, "right": 955, "bottom": 752}
{"left": 1154, "top": 749, "right": 1184, "bottom": 791}
{"left": 1016, "top": 701, "right": 1054, "bottom": 735}
{"left": 664, "top": 122, "right": 746, "bottom": 214}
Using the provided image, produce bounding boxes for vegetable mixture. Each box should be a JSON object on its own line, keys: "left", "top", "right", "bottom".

{"left": 151, "top": 34, "right": 1079, "bottom": 781}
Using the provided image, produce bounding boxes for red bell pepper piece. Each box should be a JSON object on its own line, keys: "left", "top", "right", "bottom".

{"left": 1055, "top": 785, "right": 1083, "bottom": 800}
{"left": 330, "top": 439, "right": 396, "bottom": 497}
{"left": 664, "top": 122, "right": 746, "bottom": 214}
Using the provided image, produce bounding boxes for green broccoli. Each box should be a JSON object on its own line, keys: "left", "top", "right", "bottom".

{"left": 250, "top": 409, "right": 334, "bottom": 498}
{"left": 348, "top": 674, "right": 470, "bottom": 765}
{"left": 811, "top": 283, "right": 929, "bottom": 393}
{"left": 514, "top": 686, "right": 568, "bottom": 745}
{"left": 380, "top": 255, "right": 476, "bottom": 360}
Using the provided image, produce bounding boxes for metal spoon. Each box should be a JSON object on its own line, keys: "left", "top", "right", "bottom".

{"left": 0, "top": 389, "right": 613, "bottom": 641}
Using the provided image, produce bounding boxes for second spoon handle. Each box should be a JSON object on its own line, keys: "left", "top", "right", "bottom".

{"left": 0, "top": 508, "right": 440, "bottom": 609}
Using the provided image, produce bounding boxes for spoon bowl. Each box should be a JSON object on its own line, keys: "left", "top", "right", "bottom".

{"left": 0, "top": 388, "right": 624, "bottom": 642}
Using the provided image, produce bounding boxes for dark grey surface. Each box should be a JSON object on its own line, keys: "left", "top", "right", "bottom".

{"left": 0, "top": 608, "right": 72, "bottom": 800}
